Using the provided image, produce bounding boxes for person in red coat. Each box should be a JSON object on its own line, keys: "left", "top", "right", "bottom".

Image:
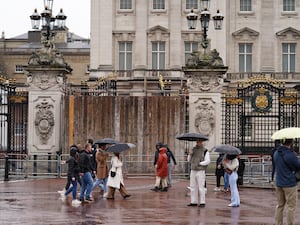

{"left": 151, "top": 145, "right": 168, "bottom": 192}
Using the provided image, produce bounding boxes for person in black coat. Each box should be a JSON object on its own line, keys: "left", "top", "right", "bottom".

{"left": 214, "top": 153, "right": 225, "bottom": 191}
{"left": 166, "top": 145, "right": 177, "bottom": 187}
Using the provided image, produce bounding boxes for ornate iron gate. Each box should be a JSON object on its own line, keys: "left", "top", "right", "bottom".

{"left": 222, "top": 76, "right": 299, "bottom": 155}
{"left": 0, "top": 80, "right": 28, "bottom": 154}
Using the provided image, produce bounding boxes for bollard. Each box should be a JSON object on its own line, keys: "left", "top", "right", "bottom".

{"left": 4, "top": 155, "right": 9, "bottom": 181}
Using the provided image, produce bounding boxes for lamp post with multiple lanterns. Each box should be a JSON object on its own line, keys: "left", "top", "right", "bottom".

{"left": 186, "top": 0, "right": 224, "bottom": 49}
{"left": 30, "top": 0, "right": 67, "bottom": 45}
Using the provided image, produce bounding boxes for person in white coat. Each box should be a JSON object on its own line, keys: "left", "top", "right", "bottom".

{"left": 223, "top": 154, "right": 240, "bottom": 207}
{"left": 107, "top": 152, "right": 131, "bottom": 199}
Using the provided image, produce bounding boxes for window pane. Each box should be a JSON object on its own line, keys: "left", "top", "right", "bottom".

{"left": 239, "top": 43, "right": 252, "bottom": 72}
{"left": 120, "top": 0, "right": 132, "bottom": 9}
{"left": 153, "top": 0, "right": 165, "bottom": 10}
{"left": 283, "top": 0, "right": 295, "bottom": 11}
{"left": 152, "top": 42, "right": 165, "bottom": 70}
{"left": 186, "top": 0, "right": 198, "bottom": 9}
{"left": 159, "top": 52, "right": 165, "bottom": 69}
{"left": 240, "top": 0, "right": 252, "bottom": 11}
{"left": 282, "top": 43, "right": 296, "bottom": 72}
{"left": 119, "top": 42, "right": 132, "bottom": 70}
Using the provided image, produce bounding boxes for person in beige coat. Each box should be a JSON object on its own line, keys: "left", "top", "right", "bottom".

{"left": 92, "top": 143, "right": 110, "bottom": 198}
{"left": 107, "top": 152, "right": 130, "bottom": 200}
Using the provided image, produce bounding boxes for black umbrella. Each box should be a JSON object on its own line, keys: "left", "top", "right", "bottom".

{"left": 106, "top": 143, "right": 136, "bottom": 153}
{"left": 176, "top": 132, "right": 209, "bottom": 141}
{"left": 95, "top": 138, "right": 119, "bottom": 145}
{"left": 213, "top": 145, "right": 242, "bottom": 155}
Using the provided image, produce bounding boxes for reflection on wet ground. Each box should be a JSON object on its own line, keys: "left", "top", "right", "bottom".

{"left": 0, "top": 177, "right": 299, "bottom": 224}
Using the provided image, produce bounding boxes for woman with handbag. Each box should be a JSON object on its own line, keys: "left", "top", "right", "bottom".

{"left": 107, "top": 152, "right": 131, "bottom": 200}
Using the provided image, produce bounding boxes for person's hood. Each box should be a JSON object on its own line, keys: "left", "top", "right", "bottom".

{"left": 70, "top": 147, "right": 78, "bottom": 157}
{"left": 159, "top": 147, "right": 167, "bottom": 154}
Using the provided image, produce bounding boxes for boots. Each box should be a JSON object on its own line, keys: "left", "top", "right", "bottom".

{"left": 161, "top": 187, "right": 168, "bottom": 192}
{"left": 151, "top": 186, "right": 159, "bottom": 192}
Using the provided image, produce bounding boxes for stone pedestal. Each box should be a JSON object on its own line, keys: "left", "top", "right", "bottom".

{"left": 25, "top": 67, "right": 69, "bottom": 155}
{"left": 183, "top": 67, "right": 228, "bottom": 151}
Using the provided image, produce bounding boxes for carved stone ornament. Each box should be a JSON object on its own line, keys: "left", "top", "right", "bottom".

{"left": 34, "top": 99, "right": 55, "bottom": 144}
{"left": 32, "top": 72, "right": 58, "bottom": 90}
{"left": 194, "top": 100, "right": 215, "bottom": 136}
{"left": 187, "top": 75, "right": 221, "bottom": 92}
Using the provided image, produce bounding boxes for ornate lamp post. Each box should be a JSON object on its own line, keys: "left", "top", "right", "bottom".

{"left": 28, "top": 0, "right": 70, "bottom": 68}
{"left": 186, "top": 0, "right": 224, "bottom": 49}
{"left": 30, "top": 0, "right": 67, "bottom": 43}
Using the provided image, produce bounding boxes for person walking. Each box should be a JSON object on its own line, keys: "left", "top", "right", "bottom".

{"left": 57, "top": 144, "right": 79, "bottom": 195}
{"left": 214, "top": 153, "right": 225, "bottom": 192}
{"left": 223, "top": 154, "right": 240, "bottom": 207}
{"left": 78, "top": 143, "right": 94, "bottom": 202}
{"left": 87, "top": 138, "right": 97, "bottom": 179}
{"left": 274, "top": 139, "right": 300, "bottom": 225}
{"left": 166, "top": 145, "right": 177, "bottom": 188}
{"left": 151, "top": 145, "right": 169, "bottom": 192}
{"left": 107, "top": 152, "right": 131, "bottom": 200}
{"left": 187, "top": 138, "right": 210, "bottom": 207}
{"left": 92, "top": 143, "right": 110, "bottom": 198}
{"left": 61, "top": 146, "right": 81, "bottom": 207}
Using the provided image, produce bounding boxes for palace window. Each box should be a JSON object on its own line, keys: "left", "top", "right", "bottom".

{"left": 152, "top": 42, "right": 165, "bottom": 70}
{"left": 240, "top": 0, "right": 252, "bottom": 11}
{"left": 239, "top": 43, "right": 252, "bottom": 72}
{"left": 186, "top": 0, "right": 198, "bottom": 10}
{"left": 282, "top": 43, "right": 296, "bottom": 72}
{"left": 283, "top": 0, "right": 295, "bottom": 11}
{"left": 184, "top": 42, "right": 199, "bottom": 64}
{"left": 120, "top": 0, "right": 132, "bottom": 9}
{"left": 119, "top": 42, "right": 132, "bottom": 70}
{"left": 153, "top": 0, "right": 165, "bottom": 10}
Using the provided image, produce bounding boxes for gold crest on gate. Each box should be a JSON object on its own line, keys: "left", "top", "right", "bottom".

{"left": 251, "top": 87, "right": 272, "bottom": 113}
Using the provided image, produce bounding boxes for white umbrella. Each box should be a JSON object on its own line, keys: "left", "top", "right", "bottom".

{"left": 271, "top": 127, "right": 300, "bottom": 140}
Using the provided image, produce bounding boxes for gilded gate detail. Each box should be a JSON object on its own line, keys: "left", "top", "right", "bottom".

{"left": 223, "top": 76, "right": 299, "bottom": 155}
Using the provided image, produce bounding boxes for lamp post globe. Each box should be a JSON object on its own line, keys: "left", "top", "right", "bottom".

{"left": 186, "top": 9, "right": 198, "bottom": 30}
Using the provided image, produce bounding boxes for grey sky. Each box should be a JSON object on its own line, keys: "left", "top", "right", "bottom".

{"left": 0, "top": 0, "right": 90, "bottom": 38}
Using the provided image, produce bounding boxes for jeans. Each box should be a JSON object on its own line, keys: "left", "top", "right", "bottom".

{"left": 65, "top": 178, "right": 78, "bottom": 200}
{"left": 92, "top": 177, "right": 108, "bottom": 193}
{"left": 167, "top": 163, "right": 172, "bottom": 187}
{"left": 224, "top": 172, "right": 229, "bottom": 190}
{"left": 229, "top": 171, "right": 240, "bottom": 206}
{"left": 79, "top": 172, "right": 93, "bottom": 200}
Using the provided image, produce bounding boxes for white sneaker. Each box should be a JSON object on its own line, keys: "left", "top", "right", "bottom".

{"left": 72, "top": 199, "right": 81, "bottom": 207}
{"left": 57, "top": 188, "right": 65, "bottom": 194}
{"left": 103, "top": 192, "right": 108, "bottom": 198}
{"left": 214, "top": 187, "right": 221, "bottom": 192}
{"left": 60, "top": 195, "right": 66, "bottom": 203}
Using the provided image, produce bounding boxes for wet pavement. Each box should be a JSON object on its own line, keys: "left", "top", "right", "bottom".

{"left": 0, "top": 176, "right": 300, "bottom": 225}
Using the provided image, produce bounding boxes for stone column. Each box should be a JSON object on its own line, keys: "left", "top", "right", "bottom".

{"left": 183, "top": 49, "right": 228, "bottom": 150}
{"left": 25, "top": 67, "right": 69, "bottom": 155}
